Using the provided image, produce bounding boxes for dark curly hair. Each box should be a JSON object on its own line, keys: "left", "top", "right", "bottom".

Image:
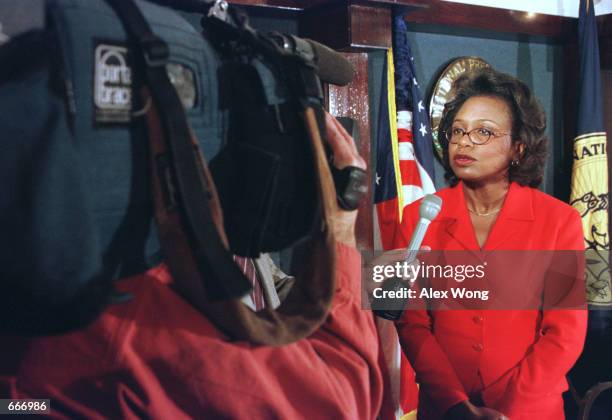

{"left": 438, "top": 68, "right": 547, "bottom": 188}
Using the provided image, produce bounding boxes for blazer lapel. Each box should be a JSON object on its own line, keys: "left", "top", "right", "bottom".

{"left": 440, "top": 182, "right": 535, "bottom": 252}
{"left": 441, "top": 182, "right": 481, "bottom": 251}
{"left": 483, "top": 182, "right": 535, "bottom": 251}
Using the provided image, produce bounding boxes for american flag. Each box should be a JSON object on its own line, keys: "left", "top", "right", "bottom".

{"left": 373, "top": 13, "right": 436, "bottom": 419}
{"left": 392, "top": 14, "right": 435, "bottom": 206}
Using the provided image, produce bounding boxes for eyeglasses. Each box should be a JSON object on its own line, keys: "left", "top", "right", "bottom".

{"left": 445, "top": 127, "right": 510, "bottom": 146}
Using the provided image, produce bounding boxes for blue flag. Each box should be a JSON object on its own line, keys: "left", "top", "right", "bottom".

{"left": 569, "top": 0, "right": 610, "bottom": 306}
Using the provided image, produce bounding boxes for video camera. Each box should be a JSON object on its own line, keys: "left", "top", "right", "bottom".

{"left": 0, "top": 0, "right": 367, "bottom": 344}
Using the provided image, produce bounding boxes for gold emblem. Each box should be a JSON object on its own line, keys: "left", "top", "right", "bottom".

{"left": 428, "top": 57, "right": 491, "bottom": 159}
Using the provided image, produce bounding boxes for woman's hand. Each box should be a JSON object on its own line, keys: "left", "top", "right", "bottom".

{"left": 324, "top": 112, "right": 366, "bottom": 247}
{"left": 445, "top": 400, "right": 508, "bottom": 420}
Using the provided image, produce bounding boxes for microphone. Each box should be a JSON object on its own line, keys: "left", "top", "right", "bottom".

{"left": 267, "top": 33, "right": 355, "bottom": 86}
{"left": 304, "top": 39, "right": 355, "bottom": 86}
{"left": 373, "top": 194, "right": 442, "bottom": 320}
{"left": 404, "top": 194, "right": 442, "bottom": 267}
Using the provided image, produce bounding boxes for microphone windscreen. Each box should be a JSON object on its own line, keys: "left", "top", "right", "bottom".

{"left": 305, "top": 39, "right": 355, "bottom": 86}
{"left": 419, "top": 194, "right": 443, "bottom": 221}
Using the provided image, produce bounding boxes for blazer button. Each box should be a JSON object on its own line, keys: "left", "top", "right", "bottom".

{"left": 472, "top": 315, "right": 484, "bottom": 325}
{"left": 472, "top": 343, "right": 484, "bottom": 352}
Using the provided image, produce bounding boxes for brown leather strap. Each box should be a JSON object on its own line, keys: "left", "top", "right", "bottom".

{"left": 107, "top": 0, "right": 251, "bottom": 302}
{"left": 145, "top": 87, "right": 233, "bottom": 307}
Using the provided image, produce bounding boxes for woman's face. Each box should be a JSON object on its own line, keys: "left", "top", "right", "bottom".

{"left": 448, "top": 95, "right": 518, "bottom": 185}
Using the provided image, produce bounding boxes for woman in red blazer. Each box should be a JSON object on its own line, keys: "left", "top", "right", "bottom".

{"left": 394, "top": 69, "right": 587, "bottom": 419}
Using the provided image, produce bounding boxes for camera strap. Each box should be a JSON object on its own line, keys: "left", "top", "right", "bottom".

{"left": 107, "top": 0, "right": 340, "bottom": 346}
{"left": 105, "top": 0, "right": 251, "bottom": 302}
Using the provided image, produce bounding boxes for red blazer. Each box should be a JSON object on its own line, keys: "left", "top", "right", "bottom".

{"left": 394, "top": 182, "right": 587, "bottom": 420}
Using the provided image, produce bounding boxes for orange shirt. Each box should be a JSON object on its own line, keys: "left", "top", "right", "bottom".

{"left": 1, "top": 244, "right": 384, "bottom": 419}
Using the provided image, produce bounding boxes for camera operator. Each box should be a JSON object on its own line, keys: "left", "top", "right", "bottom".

{"left": 1, "top": 112, "right": 384, "bottom": 419}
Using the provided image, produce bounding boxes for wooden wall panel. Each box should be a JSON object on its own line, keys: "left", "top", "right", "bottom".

{"left": 326, "top": 53, "right": 374, "bottom": 249}
{"left": 599, "top": 15, "right": 612, "bottom": 70}
{"left": 231, "top": 0, "right": 599, "bottom": 42}
{"left": 348, "top": 4, "right": 391, "bottom": 49}
{"left": 300, "top": 3, "right": 391, "bottom": 51}
{"left": 397, "top": 1, "right": 573, "bottom": 40}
